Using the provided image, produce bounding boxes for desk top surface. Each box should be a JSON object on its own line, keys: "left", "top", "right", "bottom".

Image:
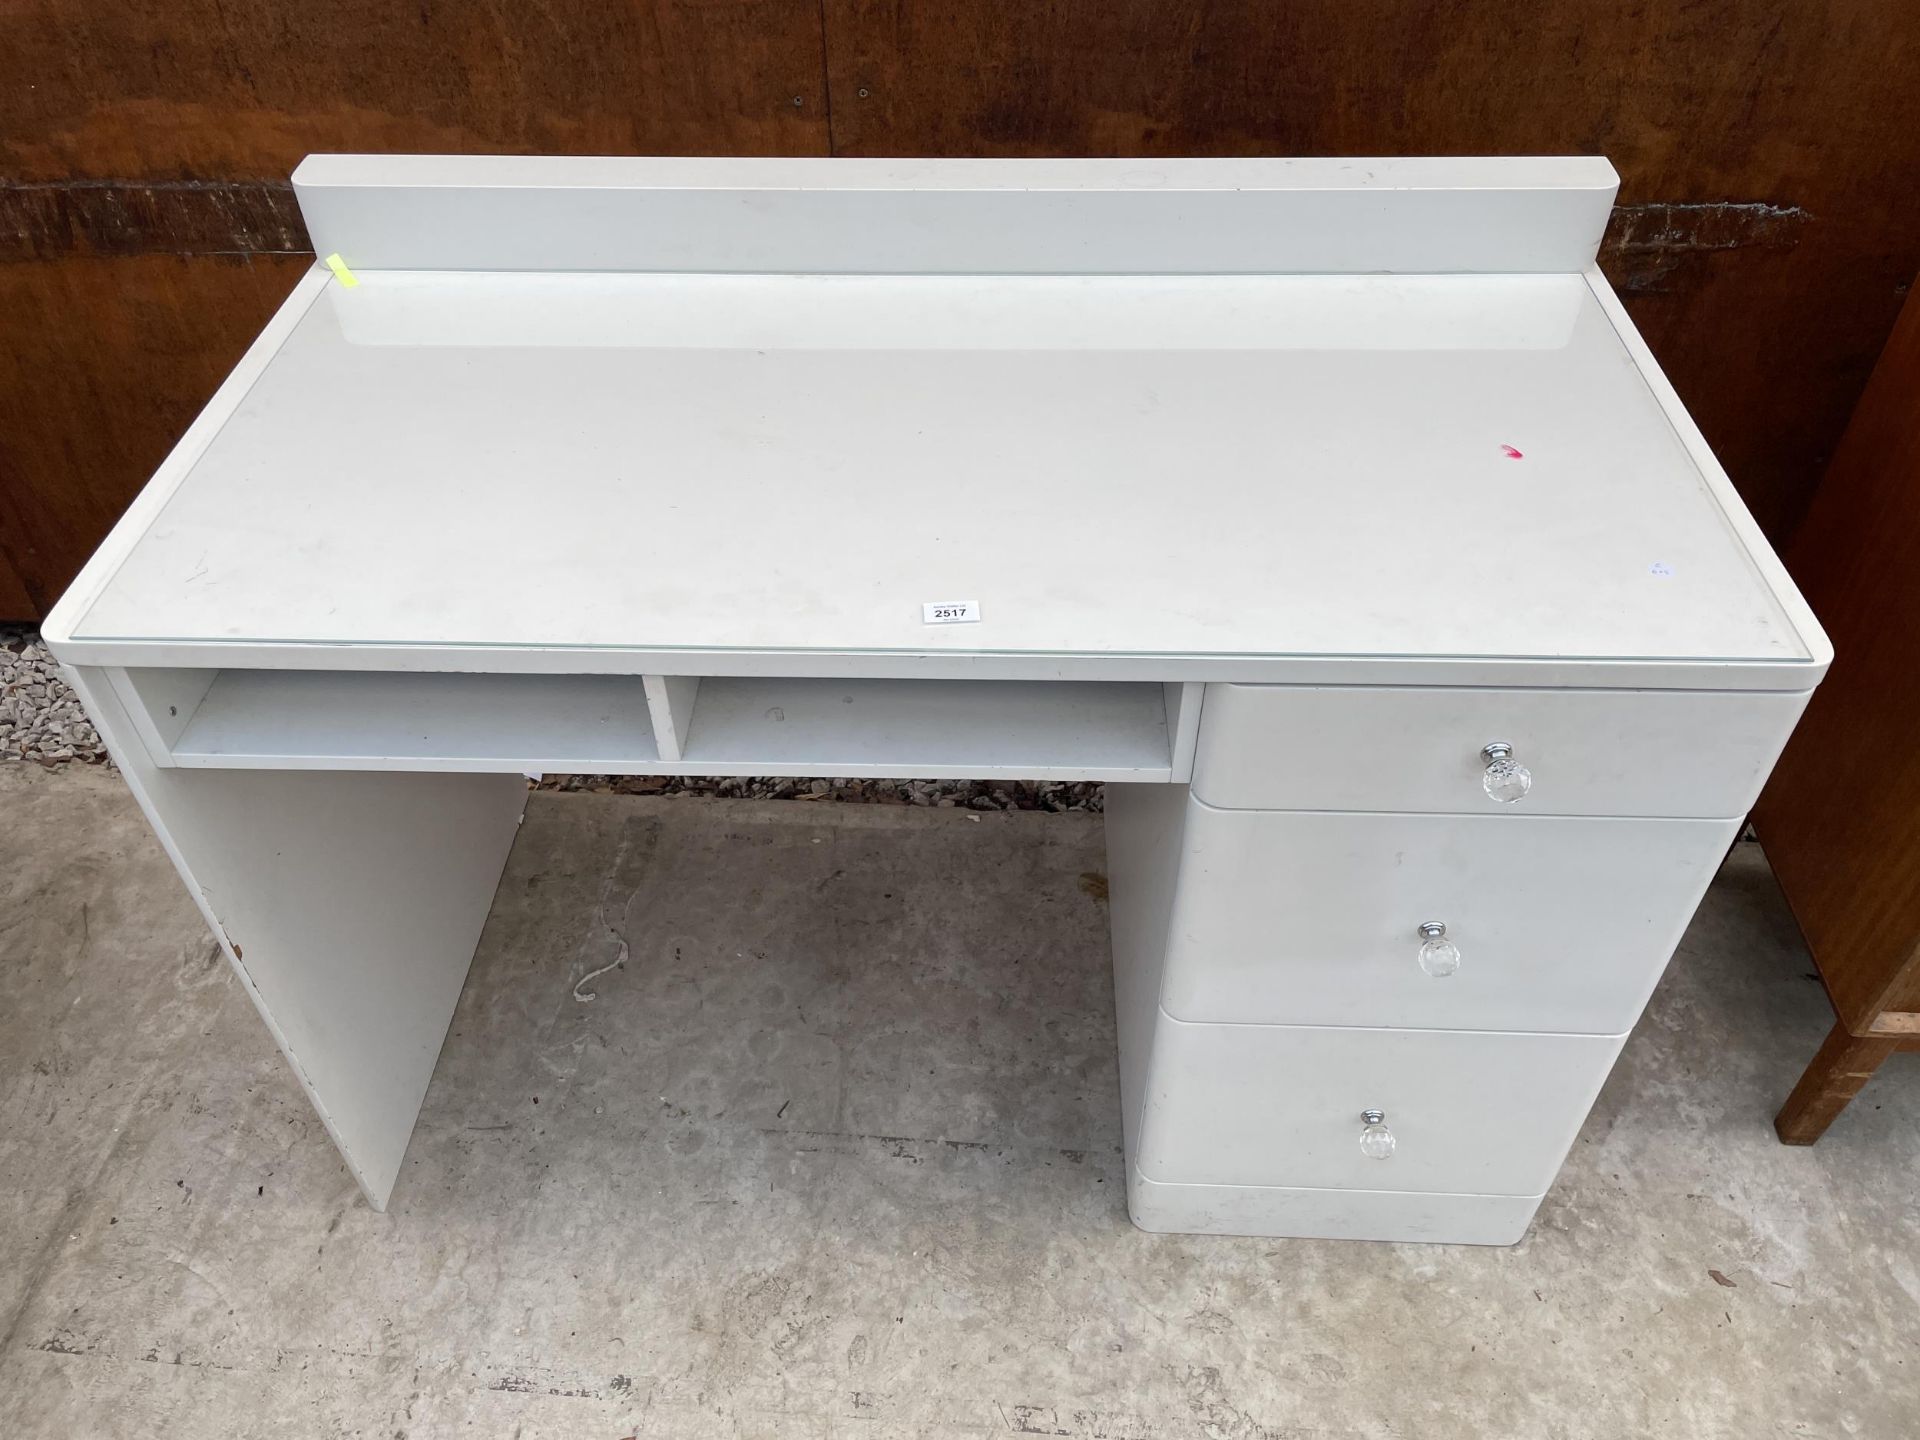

{"left": 65, "top": 266, "right": 1818, "bottom": 677}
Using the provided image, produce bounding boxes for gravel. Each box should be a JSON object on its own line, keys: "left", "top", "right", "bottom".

{"left": 532, "top": 773, "right": 1103, "bottom": 811}
{"left": 0, "top": 628, "right": 1104, "bottom": 811}
{"left": 2, "top": 627, "right": 110, "bottom": 766}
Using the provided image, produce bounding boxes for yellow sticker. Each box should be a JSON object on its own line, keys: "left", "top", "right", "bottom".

{"left": 323, "top": 253, "right": 360, "bottom": 289}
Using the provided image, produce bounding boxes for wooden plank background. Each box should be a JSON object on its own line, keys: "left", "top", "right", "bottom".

{"left": 1753, "top": 278, "right": 1920, "bottom": 1031}
{"left": 3, "top": 0, "right": 1916, "bottom": 620}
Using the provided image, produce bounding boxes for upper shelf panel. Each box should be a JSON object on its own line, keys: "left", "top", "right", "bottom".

{"left": 68, "top": 266, "right": 1810, "bottom": 670}
{"left": 289, "top": 153, "right": 1620, "bottom": 276}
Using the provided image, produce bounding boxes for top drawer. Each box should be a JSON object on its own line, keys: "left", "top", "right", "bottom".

{"left": 1192, "top": 684, "right": 1809, "bottom": 818}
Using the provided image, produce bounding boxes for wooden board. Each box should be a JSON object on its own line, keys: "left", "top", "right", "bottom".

{"left": 0, "top": 549, "right": 32, "bottom": 621}
{"left": 0, "top": 0, "right": 828, "bottom": 180}
{"left": 0, "top": 255, "right": 308, "bottom": 619}
{"left": 1753, "top": 281, "right": 1920, "bottom": 1029}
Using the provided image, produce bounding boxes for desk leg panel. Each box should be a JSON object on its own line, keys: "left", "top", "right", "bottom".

{"left": 1104, "top": 783, "right": 1190, "bottom": 1168}
{"left": 64, "top": 665, "right": 527, "bottom": 1210}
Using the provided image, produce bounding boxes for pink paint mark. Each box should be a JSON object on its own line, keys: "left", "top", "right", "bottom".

{"left": 1500, "top": 444, "right": 1525, "bottom": 459}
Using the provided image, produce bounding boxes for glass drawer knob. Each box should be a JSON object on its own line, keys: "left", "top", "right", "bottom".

{"left": 1417, "top": 921, "right": 1461, "bottom": 978}
{"left": 1359, "top": 1109, "right": 1396, "bottom": 1159}
{"left": 1481, "top": 741, "right": 1533, "bottom": 804}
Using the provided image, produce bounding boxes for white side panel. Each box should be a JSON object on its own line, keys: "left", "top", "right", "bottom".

{"left": 1162, "top": 801, "right": 1738, "bottom": 1033}
{"left": 1127, "top": 1170, "right": 1543, "bottom": 1245}
{"left": 1133, "top": 1014, "right": 1623, "bottom": 1196}
{"left": 1102, "top": 783, "right": 1191, "bottom": 1162}
{"left": 1164, "top": 682, "right": 1204, "bottom": 784}
{"left": 293, "top": 154, "right": 1618, "bottom": 275}
{"left": 1193, "top": 683, "right": 1811, "bottom": 818}
{"left": 63, "top": 665, "right": 527, "bottom": 1210}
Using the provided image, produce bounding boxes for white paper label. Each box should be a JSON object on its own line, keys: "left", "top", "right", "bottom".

{"left": 922, "top": 600, "right": 981, "bottom": 625}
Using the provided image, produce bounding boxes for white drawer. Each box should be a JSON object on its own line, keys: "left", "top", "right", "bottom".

{"left": 1133, "top": 1016, "right": 1621, "bottom": 1195}
{"left": 1160, "top": 798, "right": 1736, "bottom": 1032}
{"left": 1191, "top": 683, "right": 1808, "bottom": 817}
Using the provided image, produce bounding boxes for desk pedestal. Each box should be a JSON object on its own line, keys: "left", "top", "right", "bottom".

{"left": 65, "top": 665, "right": 526, "bottom": 1209}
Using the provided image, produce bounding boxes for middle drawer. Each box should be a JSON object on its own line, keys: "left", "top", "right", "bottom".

{"left": 1161, "top": 796, "right": 1737, "bottom": 1033}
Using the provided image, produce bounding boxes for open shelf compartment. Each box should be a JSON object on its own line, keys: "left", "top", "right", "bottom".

{"left": 676, "top": 677, "right": 1174, "bottom": 782}
{"left": 140, "top": 669, "right": 658, "bottom": 773}
{"left": 111, "top": 668, "right": 1191, "bottom": 783}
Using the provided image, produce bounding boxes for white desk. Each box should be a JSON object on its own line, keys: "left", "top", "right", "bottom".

{"left": 45, "top": 155, "right": 1828, "bottom": 1243}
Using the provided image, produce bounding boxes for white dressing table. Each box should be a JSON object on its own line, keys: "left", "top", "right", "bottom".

{"left": 44, "top": 155, "right": 1828, "bottom": 1243}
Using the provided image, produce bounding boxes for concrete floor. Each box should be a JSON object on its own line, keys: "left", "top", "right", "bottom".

{"left": 1, "top": 763, "right": 1916, "bottom": 1439}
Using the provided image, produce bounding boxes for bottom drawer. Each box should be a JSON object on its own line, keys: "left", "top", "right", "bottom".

{"left": 1133, "top": 1015, "right": 1622, "bottom": 1197}
{"left": 1127, "top": 1169, "right": 1544, "bottom": 1245}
